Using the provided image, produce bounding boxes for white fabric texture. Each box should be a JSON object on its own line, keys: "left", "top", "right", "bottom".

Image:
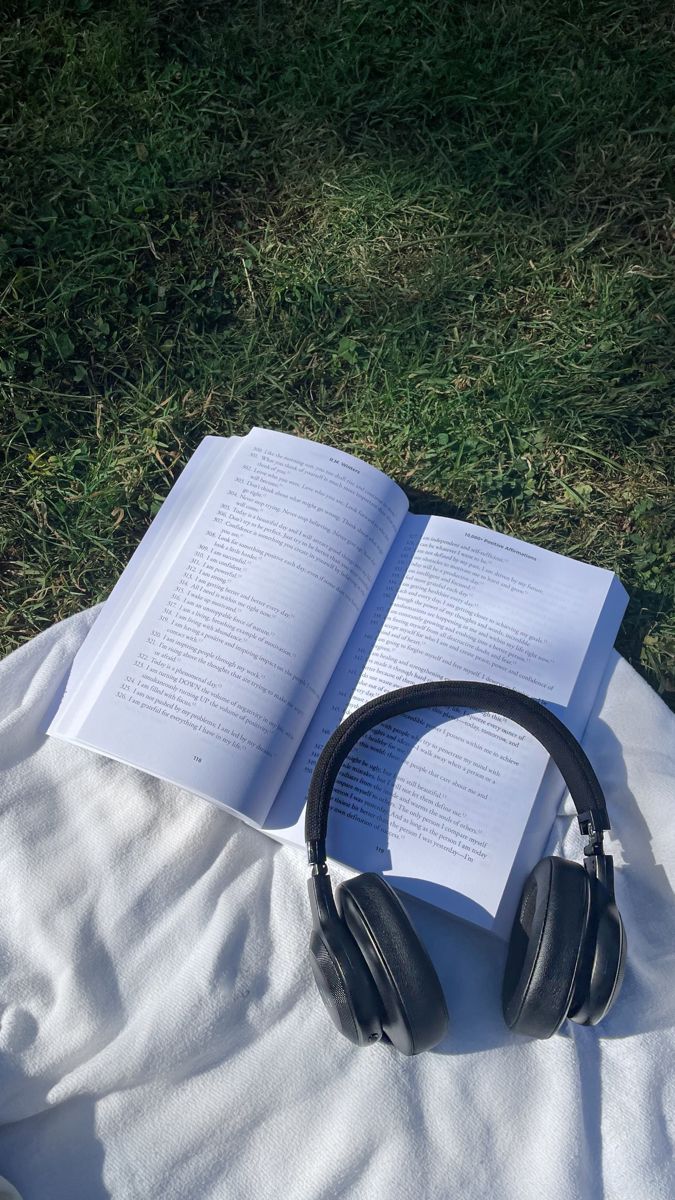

{"left": 0, "top": 608, "right": 673, "bottom": 1200}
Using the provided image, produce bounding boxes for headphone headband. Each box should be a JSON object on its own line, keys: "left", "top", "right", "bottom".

{"left": 305, "top": 681, "right": 610, "bottom": 868}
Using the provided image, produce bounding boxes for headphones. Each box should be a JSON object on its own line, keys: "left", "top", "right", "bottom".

{"left": 305, "top": 681, "right": 626, "bottom": 1055}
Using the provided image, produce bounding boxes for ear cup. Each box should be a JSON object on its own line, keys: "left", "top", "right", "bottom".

{"left": 308, "top": 874, "right": 384, "bottom": 1047}
{"left": 568, "top": 892, "right": 627, "bottom": 1026}
{"left": 337, "top": 873, "right": 449, "bottom": 1055}
{"left": 502, "top": 856, "right": 591, "bottom": 1038}
{"left": 309, "top": 923, "right": 384, "bottom": 1047}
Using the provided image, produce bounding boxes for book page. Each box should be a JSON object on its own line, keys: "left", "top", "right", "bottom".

{"left": 50, "top": 429, "right": 408, "bottom": 825}
{"left": 265, "top": 514, "right": 626, "bottom": 928}
{"left": 51, "top": 436, "right": 242, "bottom": 705}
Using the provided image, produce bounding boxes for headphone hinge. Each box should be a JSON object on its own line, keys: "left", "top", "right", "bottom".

{"left": 578, "top": 810, "right": 604, "bottom": 857}
{"left": 307, "top": 838, "right": 327, "bottom": 872}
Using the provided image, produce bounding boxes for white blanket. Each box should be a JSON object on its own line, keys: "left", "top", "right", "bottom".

{"left": 0, "top": 609, "right": 673, "bottom": 1200}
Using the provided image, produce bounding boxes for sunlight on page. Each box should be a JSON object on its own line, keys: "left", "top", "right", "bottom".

{"left": 50, "top": 430, "right": 408, "bottom": 824}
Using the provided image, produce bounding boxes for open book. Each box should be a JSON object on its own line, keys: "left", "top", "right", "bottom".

{"left": 49, "top": 428, "right": 628, "bottom": 936}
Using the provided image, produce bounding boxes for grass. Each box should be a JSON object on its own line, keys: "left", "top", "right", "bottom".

{"left": 1, "top": 0, "right": 673, "bottom": 706}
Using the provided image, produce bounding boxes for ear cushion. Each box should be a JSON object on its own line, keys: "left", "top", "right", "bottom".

{"left": 502, "top": 856, "right": 591, "bottom": 1038}
{"left": 337, "top": 873, "right": 449, "bottom": 1055}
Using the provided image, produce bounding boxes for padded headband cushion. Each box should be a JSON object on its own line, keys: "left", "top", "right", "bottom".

{"left": 502, "top": 856, "right": 591, "bottom": 1038}
{"left": 337, "top": 873, "right": 449, "bottom": 1056}
{"left": 305, "top": 681, "right": 609, "bottom": 852}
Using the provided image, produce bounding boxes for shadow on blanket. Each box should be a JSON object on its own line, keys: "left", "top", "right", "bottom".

{"left": 0, "top": 1095, "right": 110, "bottom": 1200}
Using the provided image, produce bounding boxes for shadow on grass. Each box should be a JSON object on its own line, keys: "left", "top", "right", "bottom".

{"left": 2, "top": 0, "right": 673, "bottom": 704}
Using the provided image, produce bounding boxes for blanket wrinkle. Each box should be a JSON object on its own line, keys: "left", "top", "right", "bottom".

{"left": 0, "top": 611, "right": 673, "bottom": 1200}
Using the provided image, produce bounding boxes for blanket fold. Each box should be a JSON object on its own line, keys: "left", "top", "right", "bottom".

{"left": 0, "top": 610, "right": 673, "bottom": 1199}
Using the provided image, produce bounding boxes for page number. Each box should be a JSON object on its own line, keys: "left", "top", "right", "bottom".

{"left": 193, "top": 755, "right": 202, "bottom": 763}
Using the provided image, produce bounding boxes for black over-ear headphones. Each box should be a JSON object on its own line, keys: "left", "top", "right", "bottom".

{"left": 305, "top": 681, "right": 626, "bottom": 1055}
